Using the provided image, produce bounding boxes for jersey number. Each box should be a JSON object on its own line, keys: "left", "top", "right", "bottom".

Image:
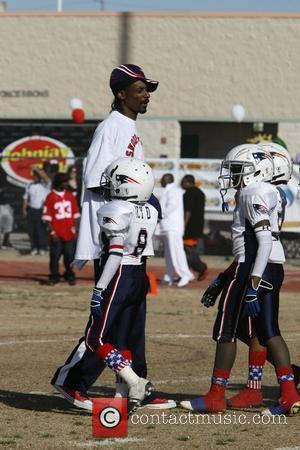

{"left": 133, "top": 229, "right": 148, "bottom": 256}
{"left": 54, "top": 200, "right": 72, "bottom": 219}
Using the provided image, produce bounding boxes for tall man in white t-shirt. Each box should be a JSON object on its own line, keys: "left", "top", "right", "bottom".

{"left": 74, "top": 65, "right": 158, "bottom": 269}
{"left": 51, "top": 65, "right": 173, "bottom": 411}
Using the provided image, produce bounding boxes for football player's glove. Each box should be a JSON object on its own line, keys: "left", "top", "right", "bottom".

{"left": 201, "top": 273, "right": 228, "bottom": 308}
{"left": 244, "top": 278, "right": 273, "bottom": 318}
{"left": 90, "top": 288, "right": 104, "bottom": 317}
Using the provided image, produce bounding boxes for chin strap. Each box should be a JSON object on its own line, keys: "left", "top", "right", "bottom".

{"left": 220, "top": 188, "right": 229, "bottom": 212}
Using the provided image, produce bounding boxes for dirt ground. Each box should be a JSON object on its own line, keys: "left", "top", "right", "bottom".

{"left": 0, "top": 251, "right": 299, "bottom": 450}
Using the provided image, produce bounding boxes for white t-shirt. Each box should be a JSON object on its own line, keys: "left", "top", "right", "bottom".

{"left": 74, "top": 110, "right": 144, "bottom": 265}
{"left": 23, "top": 182, "right": 50, "bottom": 209}
{"left": 232, "top": 181, "right": 285, "bottom": 264}
{"left": 97, "top": 200, "right": 158, "bottom": 265}
{"left": 158, "top": 183, "right": 185, "bottom": 236}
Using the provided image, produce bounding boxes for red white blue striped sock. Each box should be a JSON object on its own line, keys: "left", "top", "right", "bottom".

{"left": 247, "top": 350, "right": 267, "bottom": 390}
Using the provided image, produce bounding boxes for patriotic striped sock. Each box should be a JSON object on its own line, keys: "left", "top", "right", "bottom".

{"left": 210, "top": 368, "right": 230, "bottom": 397}
{"left": 247, "top": 350, "right": 267, "bottom": 389}
{"left": 115, "top": 350, "right": 132, "bottom": 397}
{"left": 104, "top": 349, "right": 128, "bottom": 373}
{"left": 276, "top": 366, "right": 297, "bottom": 398}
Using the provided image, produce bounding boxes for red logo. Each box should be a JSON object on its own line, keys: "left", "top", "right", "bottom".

{"left": 125, "top": 134, "right": 140, "bottom": 157}
{"left": 0, "top": 135, "right": 74, "bottom": 187}
{"left": 92, "top": 398, "right": 128, "bottom": 438}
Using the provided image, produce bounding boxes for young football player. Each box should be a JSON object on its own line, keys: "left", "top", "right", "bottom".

{"left": 180, "top": 144, "right": 300, "bottom": 416}
{"left": 201, "top": 143, "right": 300, "bottom": 413}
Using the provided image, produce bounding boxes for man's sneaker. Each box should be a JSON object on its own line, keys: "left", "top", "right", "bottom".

{"left": 140, "top": 395, "right": 176, "bottom": 410}
{"left": 30, "top": 249, "right": 38, "bottom": 255}
{"left": 128, "top": 378, "right": 154, "bottom": 416}
{"left": 161, "top": 275, "right": 173, "bottom": 286}
{"left": 177, "top": 276, "right": 191, "bottom": 288}
{"left": 227, "top": 387, "right": 263, "bottom": 409}
{"left": 53, "top": 384, "right": 92, "bottom": 411}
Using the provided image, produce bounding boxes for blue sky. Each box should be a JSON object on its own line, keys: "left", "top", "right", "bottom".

{"left": 4, "top": 0, "right": 300, "bottom": 12}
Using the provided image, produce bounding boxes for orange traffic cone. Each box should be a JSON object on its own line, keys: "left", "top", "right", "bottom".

{"left": 147, "top": 271, "right": 158, "bottom": 296}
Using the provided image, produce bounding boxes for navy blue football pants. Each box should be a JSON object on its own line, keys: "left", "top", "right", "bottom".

{"left": 213, "top": 262, "right": 284, "bottom": 346}
{"left": 51, "top": 261, "right": 148, "bottom": 392}
{"left": 213, "top": 262, "right": 252, "bottom": 343}
{"left": 86, "top": 264, "right": 148, "bottom": 356}
{"left": 240, "top": 263, "right": 284, "bottom": 346}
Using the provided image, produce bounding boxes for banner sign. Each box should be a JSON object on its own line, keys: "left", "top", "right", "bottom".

{"left": 0, "top": 135, "right": 74, "bottom": 187}
{"left": 147, "top": 158, "right": 300, "bottom": 233}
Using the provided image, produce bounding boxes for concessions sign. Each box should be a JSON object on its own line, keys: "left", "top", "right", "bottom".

{"left": 0, "top": 136, "right": 74, "bottom": 187}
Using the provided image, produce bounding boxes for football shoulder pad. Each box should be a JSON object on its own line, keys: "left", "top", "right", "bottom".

{"left": 97, "top": 200, "right": 133, "bottom": 237}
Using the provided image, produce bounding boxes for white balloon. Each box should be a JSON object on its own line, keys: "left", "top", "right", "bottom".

{"left": 231, "top": 104, "right": 245, "bottom": 123}
{"left": 70, "top": 98, "right": 83, "bottom": 109}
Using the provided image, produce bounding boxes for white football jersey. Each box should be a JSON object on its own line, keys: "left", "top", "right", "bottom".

{"left": 97, "top": 200, "right": 158, "bottom": 265}
{"left": 268, "top": 186, "right": 287, "bottom": 263}
{"left": 232, "top": 181, "right": 285, "bottom": 264}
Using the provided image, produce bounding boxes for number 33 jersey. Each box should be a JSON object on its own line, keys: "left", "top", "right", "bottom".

{"left": 42, "top": 190, "right": 80, "bottom": 240}
{"left": 97, "top": 199, "right": 158, "bottom": 265}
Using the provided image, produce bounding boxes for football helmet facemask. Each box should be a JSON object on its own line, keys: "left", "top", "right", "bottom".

{"left": 100, "top": 157, "right": 154, "bottom": 202}
{"left": 219, "top": 143, "right": 274, "bottom": 191}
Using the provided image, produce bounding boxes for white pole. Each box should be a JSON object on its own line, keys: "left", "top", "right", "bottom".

{"left": 57, "top": 0, "right": 63, "bottom": 12}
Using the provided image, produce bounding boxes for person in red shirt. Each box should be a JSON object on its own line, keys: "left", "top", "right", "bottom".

{"left": 42, "top": 172, "right": 80, "bottom": 285}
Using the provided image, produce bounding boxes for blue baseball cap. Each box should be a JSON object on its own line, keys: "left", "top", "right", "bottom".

{"left": 110, "top": 64, "right": 159, "bottom": 95}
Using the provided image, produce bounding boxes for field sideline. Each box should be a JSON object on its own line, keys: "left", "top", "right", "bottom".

{"left": 0, "top": 251, "right": 299, "bottom": 449}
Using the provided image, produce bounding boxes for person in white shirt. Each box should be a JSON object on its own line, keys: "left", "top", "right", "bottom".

{"left": 51, "top": 65, "right": 174, "bottom": 412}
{"left": 22, "top": 166, "right": 51, "bottom": 255}
{"left": 159, "top": 173, "right": 194, "bottom": 288}
{"left": 74, "top": 64, "right": 158, "bottom": 271}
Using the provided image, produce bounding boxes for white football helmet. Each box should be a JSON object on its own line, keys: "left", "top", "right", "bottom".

{"left": 258, "top": 142, "right": 292, "bottom": 184}
{"left": 100, "top": 157, "right": 154, "bottom": 202}
{"left": 219, "top": 143, "right": 274, "bottom": 191}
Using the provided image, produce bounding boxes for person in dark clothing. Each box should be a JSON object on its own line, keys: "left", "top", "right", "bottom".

{"left": 181, "top": 174, "right": 207, "bottom": 280}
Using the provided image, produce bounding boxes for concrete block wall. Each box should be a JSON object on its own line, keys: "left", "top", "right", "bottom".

{"left": 1, "top": 12, "right": 300, "bottom": 156}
